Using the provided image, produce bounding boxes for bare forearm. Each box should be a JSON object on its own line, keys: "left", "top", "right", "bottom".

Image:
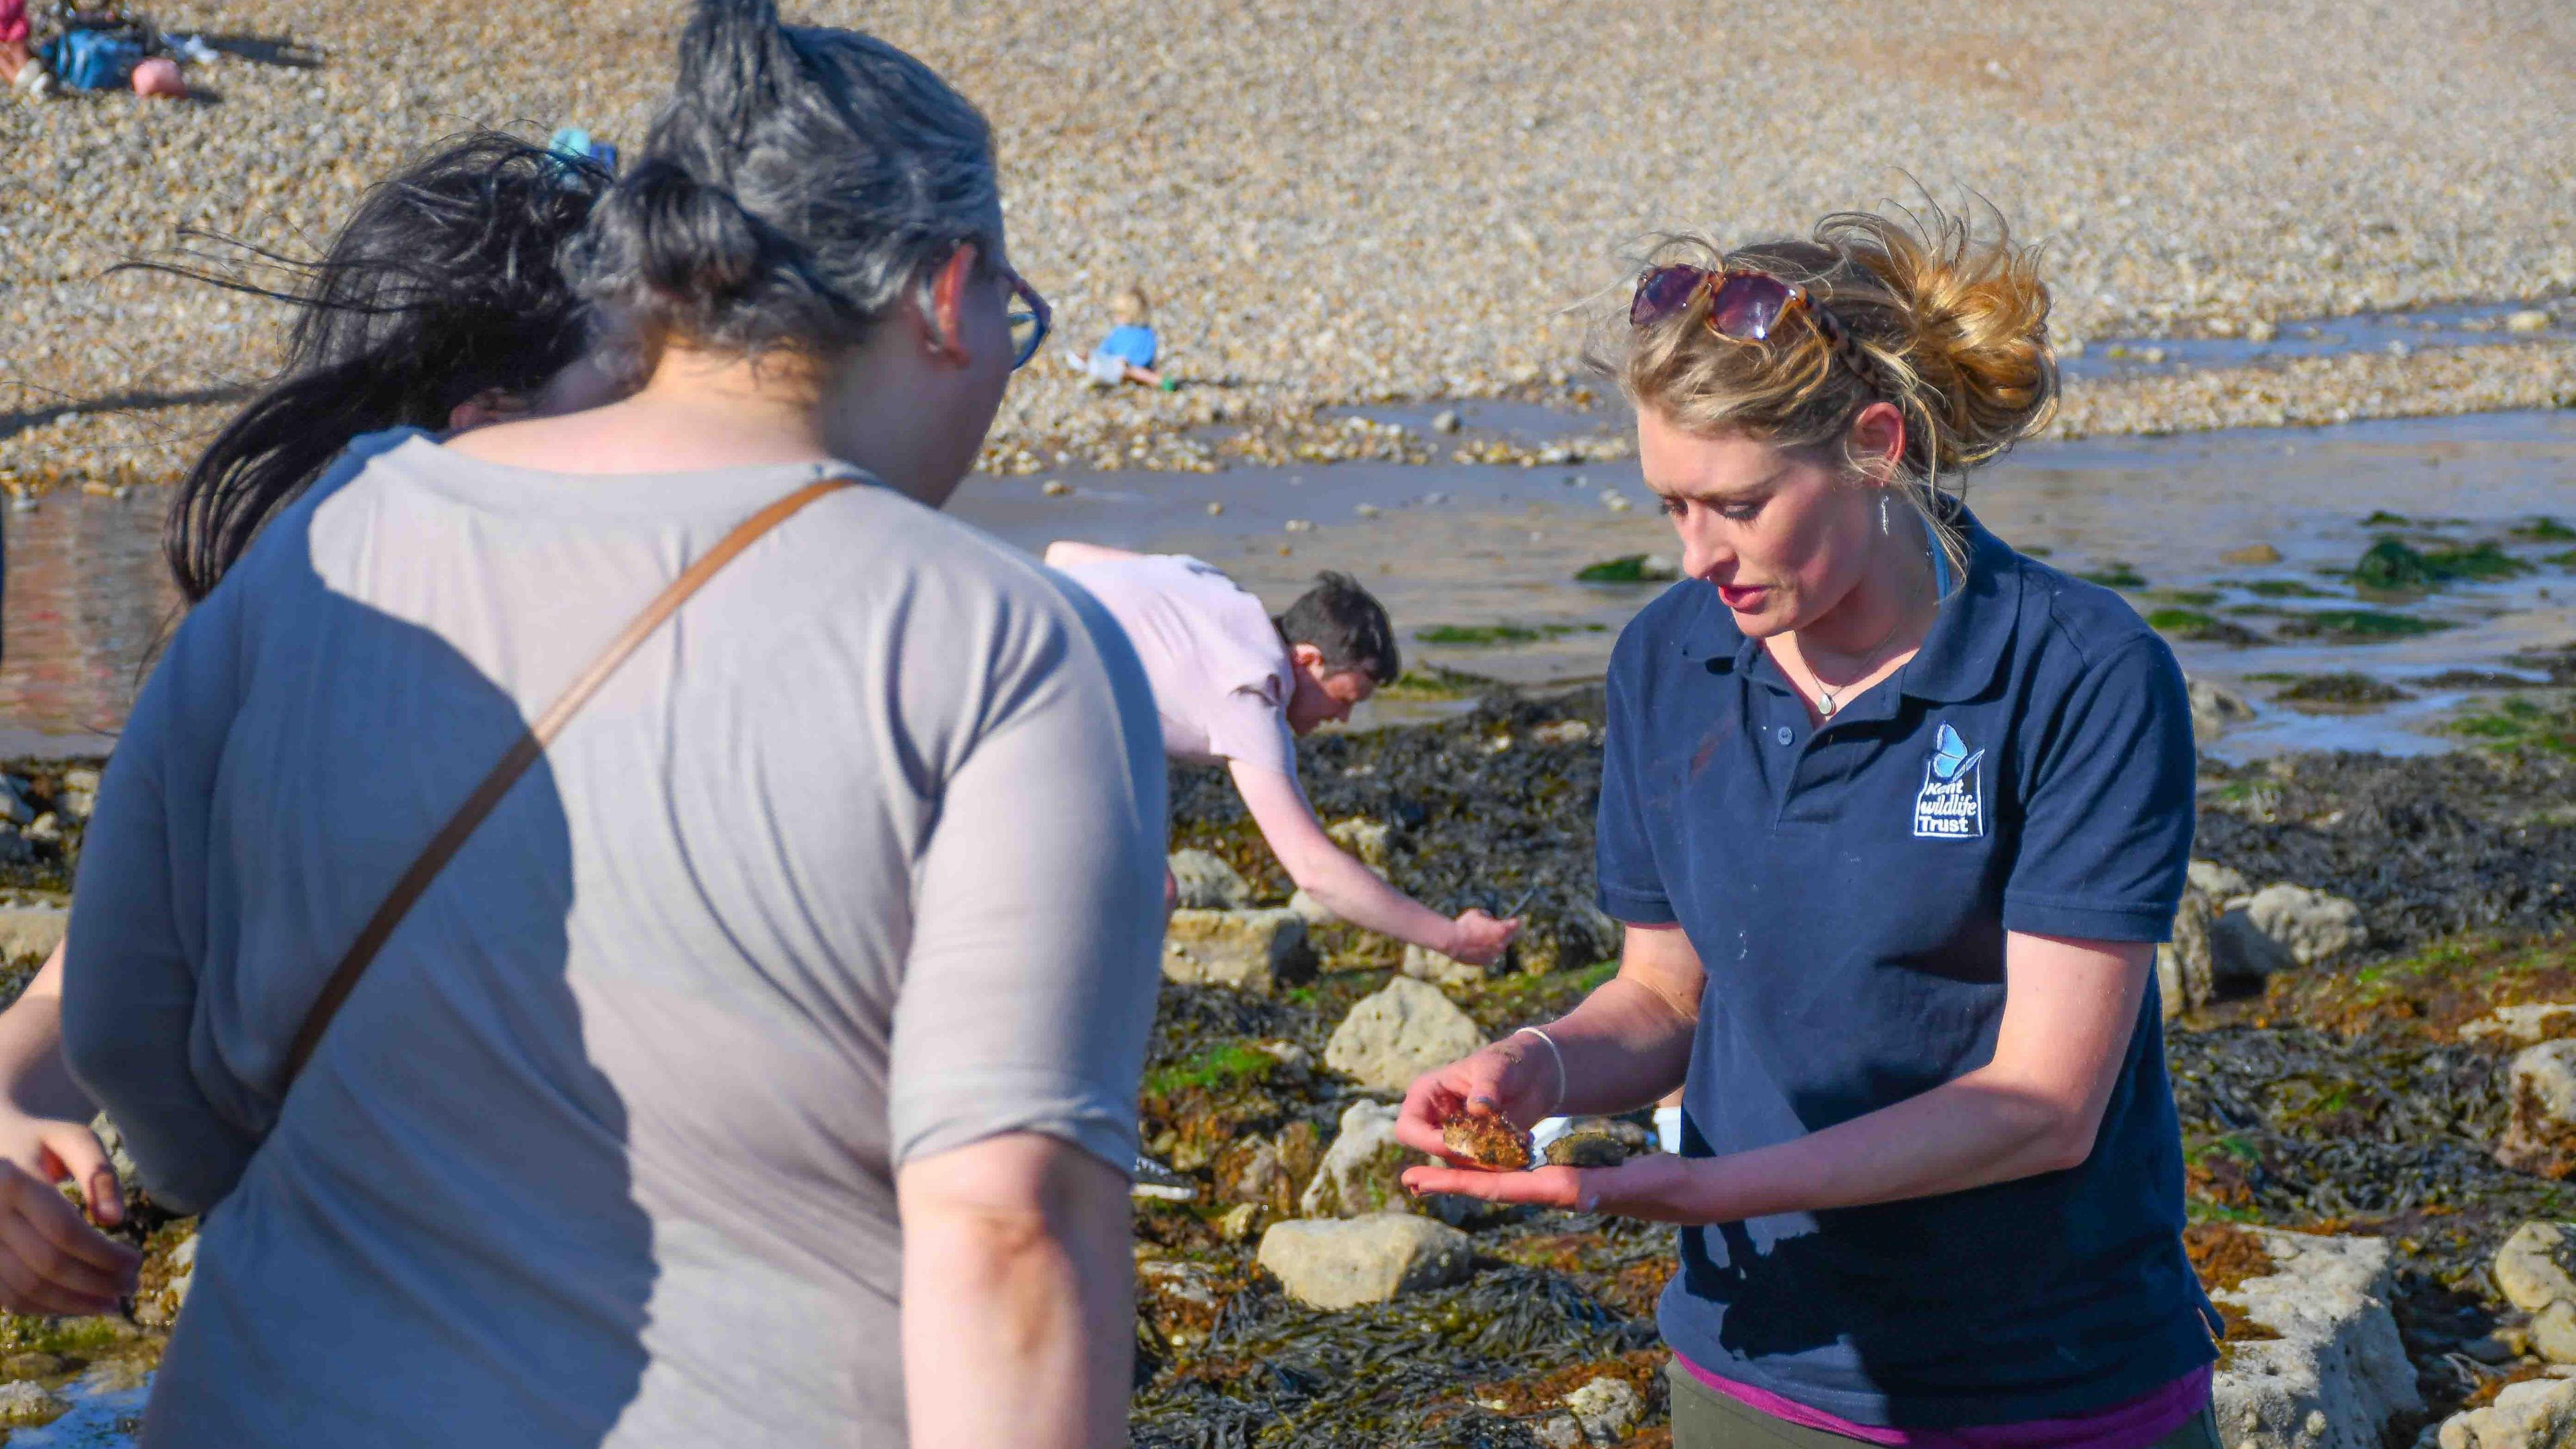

{"left": 0, "top": 948, "right": 88, "bottom": 1122}
{"left": 1535, "top": 977, "right": 1696, "bottom": 1118}
{"left": 1287, "top": 847, "right": 1458, "bottom": 953}
{"left": 1641, "top": 1068, "right": 2088, "bottom": 1221}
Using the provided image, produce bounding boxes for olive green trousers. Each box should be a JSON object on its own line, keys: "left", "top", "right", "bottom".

{"left": 1666, "top": 1362, "right": 2223, "bottom": 1449}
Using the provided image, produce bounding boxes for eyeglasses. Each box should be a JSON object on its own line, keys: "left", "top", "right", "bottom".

{"left": 1004, "top": 269, "right": 1052, "bottom": 370}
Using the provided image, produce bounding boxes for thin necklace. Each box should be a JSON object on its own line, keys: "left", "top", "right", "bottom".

{"left": 1794, "top": 609, "right": 1910, "bottom": 718}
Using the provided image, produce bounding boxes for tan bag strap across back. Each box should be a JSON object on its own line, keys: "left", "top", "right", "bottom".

{"left": 281, "top": 476, "right": 859, "bottom": 1086}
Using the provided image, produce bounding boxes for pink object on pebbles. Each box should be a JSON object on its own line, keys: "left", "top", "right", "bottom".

{"left": 131, "top": 56, "right": 184, "bottom": 98}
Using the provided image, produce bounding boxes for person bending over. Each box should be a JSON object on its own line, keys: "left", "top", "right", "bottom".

{"left": 1046, "top": 545, "right": 1519, "bottom": 969}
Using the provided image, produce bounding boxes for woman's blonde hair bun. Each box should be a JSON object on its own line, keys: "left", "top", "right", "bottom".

{"left": 1830, "top": 202, "right": 2057, "bottom": 470}
{"left": 1601, "top": 194, "right": 2059, "bottom": 513}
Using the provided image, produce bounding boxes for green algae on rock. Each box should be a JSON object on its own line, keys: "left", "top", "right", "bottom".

{"left": 2351, "top": 537, "right": 2530, "bottom": 590}
{"left": 2274, "top": 608, "right": 2456, "bottom": 642}
{"left": 2147, "top": 608, "right": 2265, "bottom": 645}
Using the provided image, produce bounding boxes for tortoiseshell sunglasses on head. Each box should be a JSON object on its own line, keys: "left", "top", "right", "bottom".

{"left": 1629, "top": 264, "right": 1835, "bottom": 345}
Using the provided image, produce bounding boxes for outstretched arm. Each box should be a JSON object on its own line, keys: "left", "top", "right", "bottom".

{"left": 0, "top": 942, "right": 138, "bottom": 1314}
{"left": 1230, "top": 761, "right": 1517, "bottom": 965}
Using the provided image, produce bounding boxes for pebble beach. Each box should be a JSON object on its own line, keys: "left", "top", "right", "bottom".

{"left": 4, "top": 0, "right": 2573, "bottom": 487}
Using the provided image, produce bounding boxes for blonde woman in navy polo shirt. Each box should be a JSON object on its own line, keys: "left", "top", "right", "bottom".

{"left": 1396, "top": 203, "right": 2219, "bottom": 1449}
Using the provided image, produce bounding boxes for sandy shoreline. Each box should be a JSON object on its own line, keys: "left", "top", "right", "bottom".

{"left": 3, "top": 0, "right": 2572, "bottom": 488}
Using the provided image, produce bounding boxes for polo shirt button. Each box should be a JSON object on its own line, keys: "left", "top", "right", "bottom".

{"left": 1775, "top": 726, "right": 1792, "bottom": 745}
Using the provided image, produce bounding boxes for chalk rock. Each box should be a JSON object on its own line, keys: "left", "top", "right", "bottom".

{"left": 2495, "top": 1222, "right": 2576, "bottom": 1313}
{"left": 2505, "top": 311, "right": 2554, "bottom": 335}
{"left": 1168, "top": 849, "right": 1252, "bottom": 910}
{"left": 2210, "top": 1229, "right": 2423, "bottom": 1449}
{"left": 1535, "top": 1416, "right": 1585, "bottom": 1449}
{"left": 1163, "top": 908, "right": 1311, "bottom": 996}
{"left": 1564, "top": 1376, "right": 1646, "bottom": 1445}
{"left": 2212, "top": 908, "right": 2296, "bottom": 983}
{"left": 1216, "top": 1202, "right": 1263, "bottom": 1243}
{"left": 1256, "top": 1213, "right": 1472, "bottom": 1309}
{"left": 2492, "top": 1222, "right": 2576, "bottom": 1366}
{"left": 56, "top": 768, "right": 97, "bottom": 821}
{"left": 0, "top": 904, "right": 66, "bottom": 964}
{"left": 2188, "top": 674, "right": 2256, "bottom": 743}
{"left": 2500, "top": 1046, "right": 2576, "bottom": 1178}
{"left": 1325, "top": 976, "right": 1485, "bottom": 1094}
{"left": 2159, "top": 889, "right": 2219, "bottom": 1018}
{"left": 2243, "top": 884, "right": 2367, "bottom": 967}
{"left": 1401, "top": 941, "right": 1488, "bottom": 987}
{"left": 0, "top": 1380, "right": 62, "bottom": 1424}
{"left": 1432, "top": 409, "right": 1462, "bottom": 434}
{"left": 1299, "top": 1101, "right": 1413, "bottom": 1218}
{"left": 2437, "top": 1375, "right": 2576, "bottom": 1449}
{"left": 2463, "top": 1005, "right": 2576, "bottom": 1049}
{"left": 1326, "top": 816, "right": 1393, "bottom": 869}
{"left": 1297, "top": 1099, "right": 1489, "bottom": 1228}
{"left": 2190, "top": 859, "right": 2255, "bottom": 902}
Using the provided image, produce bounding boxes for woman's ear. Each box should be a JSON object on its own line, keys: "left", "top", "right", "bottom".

{"left": 923, "top": 242, "right": 981, "bottom": 366}
{"left": 1847, "top": 400, "right": 1908, "bottom": 484}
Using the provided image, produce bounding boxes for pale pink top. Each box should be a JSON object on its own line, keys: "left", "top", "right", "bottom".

{"left": 1052, "top": 554, "right": 1298, "bottom": 777}
{"left": 1678, "top": 1355, "right": 2210, "bottom": 1449}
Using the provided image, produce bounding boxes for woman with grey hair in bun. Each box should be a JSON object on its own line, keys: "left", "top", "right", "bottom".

{"left": 61, "top": 3, "right": 1163, "bottom": 1445}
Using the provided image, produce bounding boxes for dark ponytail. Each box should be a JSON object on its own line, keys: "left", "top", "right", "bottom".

{"left": 565, "top": 0, "right": 1002, "bottom": 362}
{"left": 127, "top": 132, "right": 607, "bottom": 600}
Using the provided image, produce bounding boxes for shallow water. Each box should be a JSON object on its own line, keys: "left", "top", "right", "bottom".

{"left": 2060, "top": 299, "right": 2565, "bottom": 380}
{"left": 981, "top": 409, "right": 2576, "bottom": 757}
{"left": 4, "top": 1366, "right": 150, "bottom": 1446}
{"left": 1, "top": 411, "right": 2569, "bottom": 761}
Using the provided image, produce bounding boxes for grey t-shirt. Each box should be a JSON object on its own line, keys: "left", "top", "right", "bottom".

{"left": 62, "top": 429, "right": 1168, "bottom": 1446}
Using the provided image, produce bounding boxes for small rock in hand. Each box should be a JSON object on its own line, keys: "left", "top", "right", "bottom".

{"left": 1543, "top": 1131, "right": 1630, "bottom": 1169}
{"left": 1441, "top": 1113, "right": 1532, "bottom": 1171}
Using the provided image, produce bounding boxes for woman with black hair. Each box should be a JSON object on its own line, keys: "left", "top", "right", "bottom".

{"left": 60, "top": 6, "right": 1163, "bottom": 1446}
{"left": 145, "top": 129, "right": 625, "bottom": 600}
{"left": 0, "top": 128, "right": 621, "bottom": 1321}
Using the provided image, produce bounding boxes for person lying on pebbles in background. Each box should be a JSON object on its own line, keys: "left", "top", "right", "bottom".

{"left": 1042, "top": 543, "right": 1522, "bottom": 965}
{"left": 0, "top": 127, "right": 625, "bottom": 1322}
{"left": 1069, "top": 282, "right": 1177, "bottom": 390}
{"left": 1397, "top": 201, "right": 2223, "bottom": 1449}
{"left": 59, "top": 4, "right": 1163, "bottom": 1446}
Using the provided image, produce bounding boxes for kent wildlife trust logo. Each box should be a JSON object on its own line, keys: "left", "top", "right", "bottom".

{"left": 1913, "top": 722, "right": 1986, "bottom": 839}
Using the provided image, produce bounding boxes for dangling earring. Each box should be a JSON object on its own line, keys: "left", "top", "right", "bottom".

{"left": 1879, "top": 494, "right": 1890, "bottom": 536}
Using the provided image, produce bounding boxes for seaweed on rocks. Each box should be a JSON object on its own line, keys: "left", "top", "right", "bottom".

{"left": 1171, "top": 688, "right": 1618, "bottom": 974}
{"left": 2194, "top": 751, "right": 2576, "bottom": 951}
{"left": 1132, "top": 1256, "right": 1659, "bottom": 1448}
{"left": 2166, "top": 1024, "right": 2553, "bottom": 1283}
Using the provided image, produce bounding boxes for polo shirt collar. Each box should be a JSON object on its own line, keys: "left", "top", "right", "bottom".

{"left": 1693, "top": 505, "right": 2022, "bottom": 704}
{"left": 1898, "top": 506, "right": 2023, "bottom": 704}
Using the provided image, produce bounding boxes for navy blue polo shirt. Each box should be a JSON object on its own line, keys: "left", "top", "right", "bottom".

{"left": 1595, "top": 510, "right": 2216, "bottom": 1428}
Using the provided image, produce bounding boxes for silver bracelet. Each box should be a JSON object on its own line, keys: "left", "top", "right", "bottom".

{"left": 1513, "top": 1026, "right": 1568, "bottom": 1118}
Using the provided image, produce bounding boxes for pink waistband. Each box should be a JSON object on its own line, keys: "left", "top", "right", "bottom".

{"left": 1674, "top": 1354, "right": 2210, "bottom": 1449}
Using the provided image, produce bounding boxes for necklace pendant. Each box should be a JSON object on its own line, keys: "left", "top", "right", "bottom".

{"left": 1819, "top": 693, "right": 1838, "bottom": 717}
